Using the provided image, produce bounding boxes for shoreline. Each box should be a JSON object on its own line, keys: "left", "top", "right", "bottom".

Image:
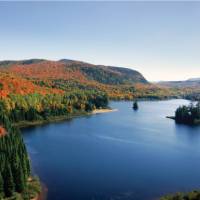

{"left": 19, "top": 108, "right": 116, "bottom": 200}
{"left": 15, "top": 108, "right": 117, "bottom": 129}
{"left": 14, "top": 111, "right": 88, "bottom": 128}
{"left": 166, "top": 116, "right": 200, "bottom": 125}
{"left": 36, "top": 184, "right": 48, "bottom": 200}
{"left": 32, "top": 182, "right": 48, "bottom": 200}
{"left": 166, "top": 116, "right": 175, "bottom": 120}
{"left": 92, "top": 108, "right": 118, "bottom": 114}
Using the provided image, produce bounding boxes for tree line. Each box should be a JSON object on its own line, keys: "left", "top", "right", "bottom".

{"left": 0, "top": 91, "right": 108, "bottom": 123}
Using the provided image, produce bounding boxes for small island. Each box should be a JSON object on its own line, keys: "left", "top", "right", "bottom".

{"left": 168, "top": 102, "right": 200, "bottom": 125}
{"left": 133, "top": 101, "right": 139, "bottom": 110}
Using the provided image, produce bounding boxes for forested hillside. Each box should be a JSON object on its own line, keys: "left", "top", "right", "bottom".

{"left": 0, "top": 58, "right": 197, "bottom": 100}
{"left": 157, "top": 79, "right": 200, "bottom": 101}
{"left": 0, "top": 59, "right": 147, "bottom": 84}
{"left": 0, "top": 105, "right": 40, "bottom": 199}
{"left": 0, "top": 72, "right": 63, "bottom": 98}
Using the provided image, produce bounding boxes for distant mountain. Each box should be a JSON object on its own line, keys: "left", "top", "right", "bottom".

{"left": 187, "top": 78, "right": 200, "bottom": 81}
{"left": 157, "top": 79, "right": 200, "bottom": 88}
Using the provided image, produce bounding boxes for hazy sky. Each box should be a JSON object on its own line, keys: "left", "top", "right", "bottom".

{"left": 0, "top": 2, "right": 200, "bottom": 81}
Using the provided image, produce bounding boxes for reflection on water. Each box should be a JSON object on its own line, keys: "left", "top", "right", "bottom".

{"left": 22, "top": 100, "right": 200, "bottom": 200}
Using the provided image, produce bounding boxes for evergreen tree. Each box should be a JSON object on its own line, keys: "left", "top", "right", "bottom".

{"left": 175, "top": 102, "right": 200, "bottom": 124}
{"left": 15, "top": 166, "right": 25, "bottom": 193}
{"left": 0, "top": 172, "right": 4, "bottom": 198}
{"left": 22, "top": 154, "right": 29, "bottom": 181}
{"left": 133, "top": 101, "right": 139, "bottom": 110}
{"left": 3, "top": 163, "right": 14, "bottom": 197}
{"left": 12, "top": 154, "right": 26, "bottom": 193}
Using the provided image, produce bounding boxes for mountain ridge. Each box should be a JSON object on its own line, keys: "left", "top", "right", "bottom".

{"left": 157, "top": 79, "right": 200, "bottom": 88}
{"left": 187, "top": 78, "right": 200, "bottom": 81}
{"left": 0, "top": 58, "right": 148, "bottom": 85}
{"left": 0, "top": 58, "right": 198, "bottom": 100}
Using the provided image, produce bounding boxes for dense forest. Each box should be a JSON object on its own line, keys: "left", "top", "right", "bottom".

{"left": 1, "top": 91, "right": 108, "bottom": 124}
{"left": 175, "top": 102, "right": 200, "bottom": 125}
{"left": 0, "top": 106, "right": 40, "bottom": 199}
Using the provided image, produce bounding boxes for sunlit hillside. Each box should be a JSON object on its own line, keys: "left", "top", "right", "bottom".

{"left": 0, "top": 59, "right": 199, "bottom": 100}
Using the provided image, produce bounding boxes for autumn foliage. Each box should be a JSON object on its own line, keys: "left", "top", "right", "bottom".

{"left": 0, "top": 59, "right": 199, "bottom": 100}
{"left": 0, "top": 72, "right": 63, "bottom": 98}
{"left": 8, "top": 61, "right": 87, "bottom": 81}
{"left": 0, "top": 126, "right": 6, "bottom": 137}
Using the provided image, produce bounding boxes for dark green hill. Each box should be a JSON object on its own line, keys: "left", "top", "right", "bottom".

{"left": 60, "top": 60, "right": 148, "bottom": 85}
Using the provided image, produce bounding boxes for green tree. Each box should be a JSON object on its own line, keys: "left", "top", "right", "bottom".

{"left": 3, "top": 163, "right": 14, "bottom": 197}
{"left": 133, "top": 101, "right": 138, "bottom": 110}
{"left": 15, "top": 166, "right": 25, "bottom": 193}
{"left": 175, "top": 102, "right": 200, "bottom": 125}
{"left": 12, "top": 154, "right": 26, "bottom": 193}
{"left": 0, "top": 172, "right": 4, "bottom": 198}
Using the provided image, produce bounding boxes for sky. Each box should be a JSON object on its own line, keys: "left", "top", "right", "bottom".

{"left": 0, "top": 2, "right": 200, "bottom": 81}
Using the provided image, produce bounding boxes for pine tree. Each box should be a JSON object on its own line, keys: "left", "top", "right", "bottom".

{"left": 22, "top": 154, "right": 30, "bottom": 181}
{"left": 0, "top": 105, "right": 33, "bottom": 198}
{"left": 133, "top": 101, "right": 138, "bottom": 110}
{"left": 15, "top": 166, "right": 25, "bottom": 193}
{"left": 3, "top": 163, "right": 14, "bottom": 197}
{"left": 12, "top": 154, "right": 26, "bottom": 193}
{"left": 0, "top": 172, "right": 4, "bottom": 198}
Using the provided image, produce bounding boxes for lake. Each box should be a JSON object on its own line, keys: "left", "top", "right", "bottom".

{"left": 22, "top": 99, "right": 200, "bottom": 200}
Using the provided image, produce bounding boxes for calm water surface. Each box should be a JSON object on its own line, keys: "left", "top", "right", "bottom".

{"left": 22, "top": 100, "right": 200, "bottom": 200}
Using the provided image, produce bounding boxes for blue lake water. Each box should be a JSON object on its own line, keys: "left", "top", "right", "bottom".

{"left": 22, "top": 100, "right": 200, "bottom": 200}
